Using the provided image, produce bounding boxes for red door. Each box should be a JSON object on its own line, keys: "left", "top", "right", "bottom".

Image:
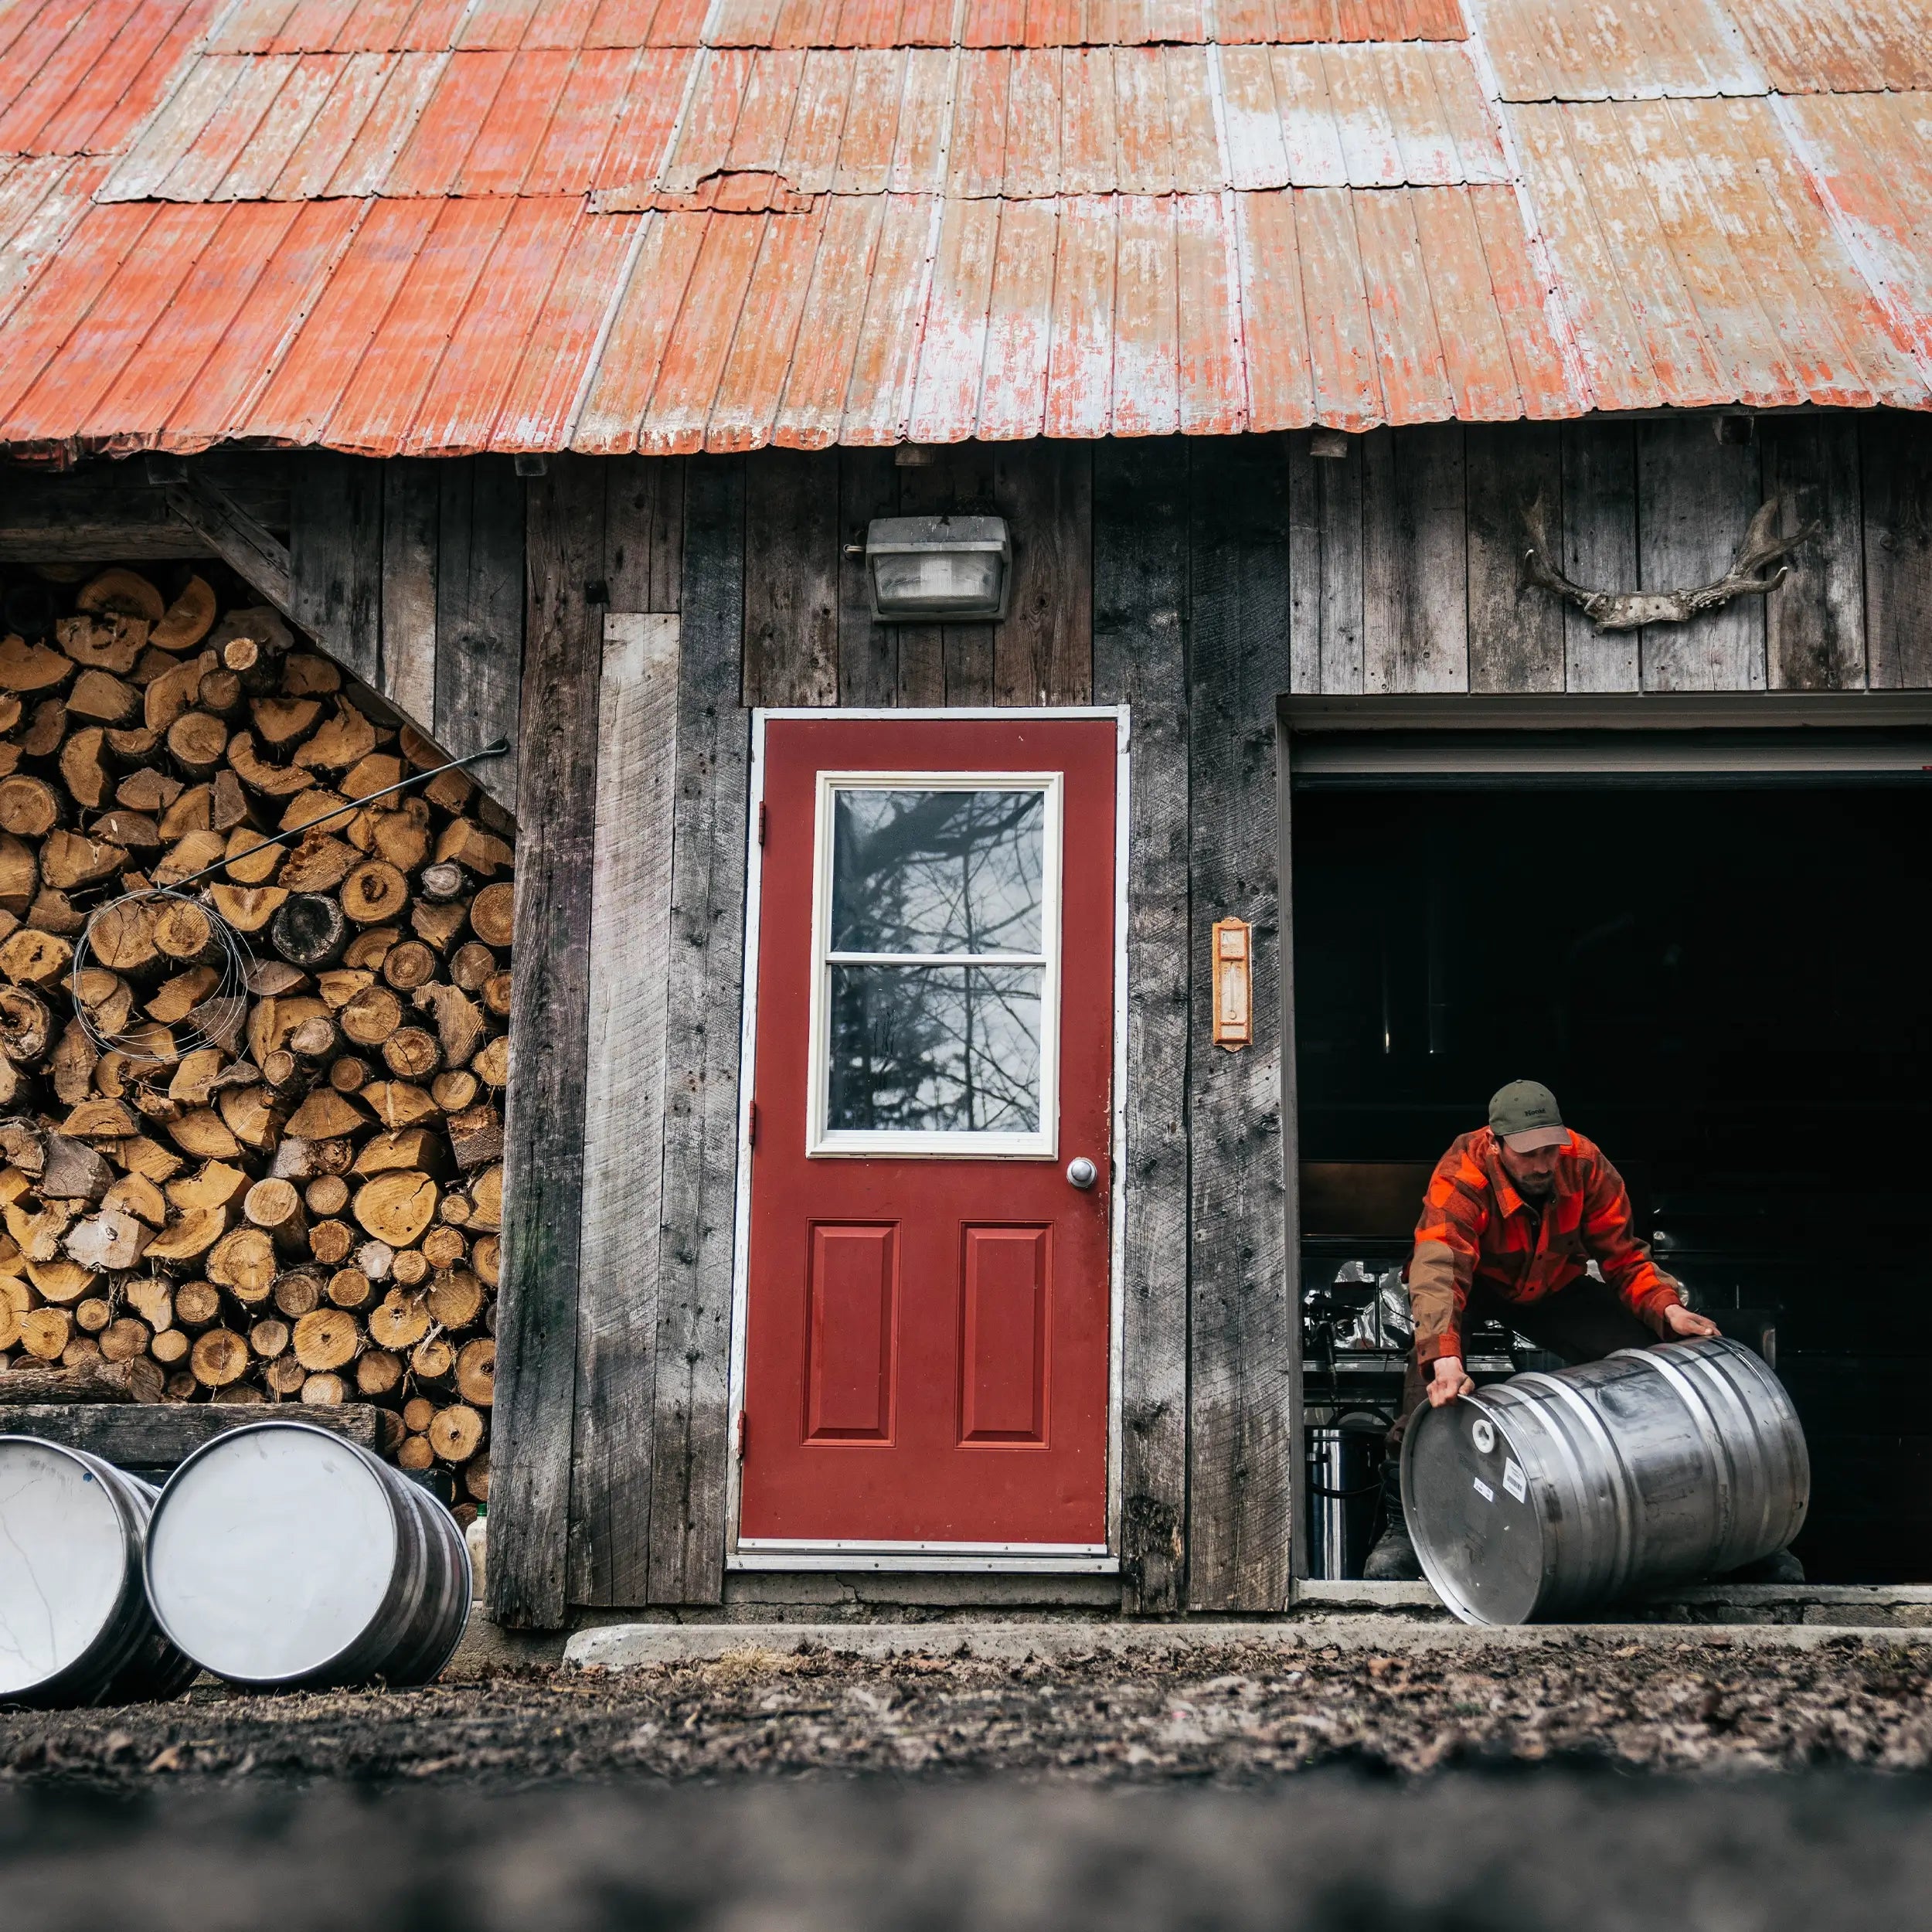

{"left": 738, "top": 714, "right": 1117, "bottom": 1553}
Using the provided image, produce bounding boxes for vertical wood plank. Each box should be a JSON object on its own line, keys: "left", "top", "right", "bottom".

{"left": 1863, "top": 415, "right": 1932, "bottom": 691}
{"left": 994, "top": 444, "right": 1094, "bottom": 705}
{"left": 894, "top": 457, "right": 958, "bottom": 707}
{"left": 743, "top": 450, "right": 839, "bottom": 707}
{"left": 436, "top": 455, "right": 526, "bottom": 814}
{"left": 569, "top": 611, "right": 681, "bottom": 1607}
{"left": 1317, "top": 441, "right": 1364, "bottom": 693}
{"left": 1466, "top": 423, "right": 1563, "bottom": 693}
{"left": 1186, "top": 436, "right": 1291, "bottom": 1613}
{"left": 1560, "top": 422, "right": 1640, "bottom": 692}
{"left": 488, "top": 454, "right": 606, "bottom": 1631}
{"left": 837, "top": 448, "right": 899, "bottom": 706}
{"left": 379, "top": 457, "right": 439, "bottom": 730}
{"left": 648, "top": 454, "right": 749, "bottom": 1606}
{"left": 1761, "top": 418, "right": 1866, "bottom": 691}
{"left": 1093, "top": 437, "right": 1190, "bottom": 1615}
{"left": 290, "top": 452, "right": 382, "bottom": 689}
{"left": 1285, "top": 434, "right": 1322, "bottom": 694}
{"left": 943, "top": 628, "right": 995, "bottom": 703}
{"left": 604, "top": 457, "right": 686, "bottom": 617}
{"left": 1363, "top": 425, "right": 1468, "bottom": 693}
{"left": 1638, "top": 420, "right": 1764, "bottom": 692}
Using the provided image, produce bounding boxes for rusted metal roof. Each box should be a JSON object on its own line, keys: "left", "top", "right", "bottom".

{"left": 0, "top": 0, "right": 1928, "bottom": 457}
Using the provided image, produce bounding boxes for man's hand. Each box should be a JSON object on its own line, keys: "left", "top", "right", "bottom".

{"left": 1427, "top": 1356, "right": 1476, "bottom": 1407}
{"left": 1662, "top": 1302, "right": 1721, "bottom": 1340}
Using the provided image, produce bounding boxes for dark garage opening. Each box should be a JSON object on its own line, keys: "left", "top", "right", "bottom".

{"left": 1292, "top": 772, "right": 1932, "bottom": 1584}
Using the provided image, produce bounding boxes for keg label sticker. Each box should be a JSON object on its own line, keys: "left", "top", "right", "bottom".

{"left": 1503, "top": 1461, "right": 1527, "bottom": 1502}
{"left": 1472, "top": 1477, "right": 1495, "bottom": 1503}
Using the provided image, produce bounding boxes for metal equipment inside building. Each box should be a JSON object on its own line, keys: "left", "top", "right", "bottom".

{"left": 1294, "top": 776, "right": 1932, "bottom": 1585}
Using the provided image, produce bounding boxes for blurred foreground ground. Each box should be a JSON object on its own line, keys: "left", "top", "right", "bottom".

{"left": 8, "top": 1637, "right": 1932, "bottom": 1929}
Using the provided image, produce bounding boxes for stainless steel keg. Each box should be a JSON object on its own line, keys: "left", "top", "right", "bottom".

{"left": 0, "top": 1436, "right": 198, "bottom": 1707}
{"left": 145, "top": 1420, "right": 471, "bottom": 1689}
{"left": 1400, "top": 1336, "right": 1809, "bottom": 1625}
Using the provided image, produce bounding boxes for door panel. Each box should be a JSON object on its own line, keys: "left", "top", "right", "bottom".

{"left": 740, "top": 715, "right": 1117, "bottom": 1552}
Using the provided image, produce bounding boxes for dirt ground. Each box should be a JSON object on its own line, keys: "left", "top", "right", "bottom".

{"left": 11, "top": 1639, "right": 1932, "bottom": 1930}
{"left": 6, "top": 1633, "right": 1932, "bottom": 1782}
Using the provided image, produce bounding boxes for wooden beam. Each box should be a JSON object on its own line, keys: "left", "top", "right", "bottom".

{"left": 1560, "top": 421, "right": 1641, "bottom": 692}
{"left": 0, "top": 453, "right": 293, "bottom": 560}
{"left": 1762, "top": 417, "right": 1866, "bottom": 692}
{"left": 287, "top": 454, "right": 381, "bottom": 675}
{"left": 489, "top": 455, "right": 606, "bottom": 1631}
{"left": 436, "top": 456, "right": 525, "bottom": 816}
{"left": 379, "top": 456, "right": 440, "bottom": 730}
{"left": 836, "top": 448, "right": 898, "bottom": 705}
{"left": 171, "top": 468, "right": 299, "bottom": 621}
{"left": 1865, "top": 413, "right": 1932, "bottom": 689}
{"left": 743, "top": 449, "right": 838, "bottom": 706}
{"left": 995, "top": 443, "right": 1094, "bottom": 705}
{"left": 1185, "top": 436, "right": 1292, "bottom": 1613}
{"left": 1467, "top": 423, "right": 1564, "bottom": 693}
{"left": 568, "top": 611, "right": 680, "bottom": 1607}
{"left": 648, "top": 454, "right": 748, "bottom": 1606}
{"left": 2, "top": 1402, "right": 384, "bottom": 1468}
{"left": 1094, "top": 437, "right": 1189, "bottom": 1615}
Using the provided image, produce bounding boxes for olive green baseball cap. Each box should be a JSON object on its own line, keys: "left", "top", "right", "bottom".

{"left": 1489, "top": 1079, "right": 1570, "bottom": 1152}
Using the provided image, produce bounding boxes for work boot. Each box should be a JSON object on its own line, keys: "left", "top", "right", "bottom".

{"left": 1722, "top": 1546, "right": 1806, "bottom": 1584}
{"left": 1361, "top": 1457, "right": 1421, "bottom": 1582}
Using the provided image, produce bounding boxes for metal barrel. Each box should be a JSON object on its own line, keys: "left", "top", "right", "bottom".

{"left": 0, "top": 1436, "right": 199, "bottom": 1707}
{"left": 145, "top": 1420, "right": 471, "bottom": 1689}
{"left": 1401, "top": 1336, "right": 1810, "bottom": 1625}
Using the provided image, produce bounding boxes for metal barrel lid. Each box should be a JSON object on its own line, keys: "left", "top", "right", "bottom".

{"left": 145, "top": 1420, "right": 415, "bottom": 1685}
{"left": 0, "top": 1436, "right": 160, "bottom": 1703}
{"left": 1401, "top": 1399, "right": 1547, "bottom": 1626}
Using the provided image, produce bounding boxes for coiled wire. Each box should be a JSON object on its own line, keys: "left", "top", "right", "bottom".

{"left": 71, "top": 886, "right": 255, "bottom": 1065}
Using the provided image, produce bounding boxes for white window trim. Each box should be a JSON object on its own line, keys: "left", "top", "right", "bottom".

{"left": 726, "top": 706, "right": 1131, "bottom": 1576}
{"left": 806, "top": 768, "right": 1063, "bottom": 1161}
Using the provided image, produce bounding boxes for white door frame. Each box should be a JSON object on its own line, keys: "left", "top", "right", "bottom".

{"left": 724, "top": 706, "right": 1132, "bottom": 1573}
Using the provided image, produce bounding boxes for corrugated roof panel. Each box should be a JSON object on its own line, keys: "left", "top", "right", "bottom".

{"left": 1427, "top": 43, "right": 1506, "bottom": 181}
{"left": 209, "top": 0, "right": 298, "bottom": 53}
{"left": 599, "top": 44, "right": 699, "bottom": 190}
{"left": 27, "top": 0, "right": 206, "bottom": 155}
{"left": 1003, "top": 46, "right": 1061, "bottom": 197}
{"left": 1271, "top": 46, "right": 1345, "bottom": 184}
{"left": 402, "top": 194, "right": 580, "bottom": 451}
{"left": 570, "top": 209, "right": 705, "bottom": 451}
{"left": 1478, "top": 0, "right": 1764, "bottom": 101}
{"left": 264, "top": 50, "right": 392, "bottom": 195}
{"left": 270, "top": 0, "right": 361, "bottom": 53}
{"left": 322, "top": 0, "right": 420, "bottom": 53}
{"left": 384, "top": 50, "right": 512, "bottom": 194}
{"left": 491, "top": 199, "right": 640, "bottom": 446}
{"left": 1219, "top": 43, "right": 1290, "bottom": 189}
{"left": 214, "top": 51, "right": 345, "bottom": 196}
{"left": 0, "top": 156, "right": 102, "bottom": 318}
{"left": 645, "top": 0, "right": 711, "bottom": 46}
{"left": 781, "top": 47, "right": 853, "bottom": 192}
{"left": 1730, "top": 0, "right": 1932, "bottom": 95}
{"left": 1165, "top": 48, "right": 1223, "bottom": 195}
{"left": 663, "top": 47, "right": 753, "bottom": 188}
{"left": 706, "top": 199, "right": 826, "bottom": 446}
{"left": 975, "top": 194, "right": 1054, "bottom": 437}
{"left": 638, "top": 209, "right": 764, "bottom": 450}
{"left": 841, "top": 191, "right": 937, "bottom": 441}
{"left": 1111, "top": 47, "right": 1171, "bottom": 194}
{"left": 5, "top": 201, "right": 227, "bottom": 443}
{"left": 886, "top": 45, "right": 951, "bottom": 189}
{"left": 321, "top": 50, "right": 444, "bottom": 193}
{"left": 155, "top": 52, "right": 298, "bottom": 199}
{"left": 1041, "top": 189, "right": 1111, "bottom": 435}
{"left": 961, "top": 0, "right": 1024, "bottom": 47}
{"left": 831, "top": 47, "right": 903, "bottom": 192}
{"left": 1235, "top": 187, "right": 1313, "bottom": 430}
{"left": 328, "top": 196, "right": 511, "bottom": 451}
{"left": 458, "top": 0, "right": 545, "bottom": 50}
{"left": 768, "top": 1, "right": 841, "bottom": 49}
{"left": 396, "top": 0, "right": 471, "bottom": 49}
{"left": 1294, "top": 185, "right": 1384, "bottom": 429}
{"left": 0, "top": 0, "right": 93, "bottom": 128}
{"left": 1323, "top": 46, "right": 1405, "bottom": 186}
{"left": 455, "top": 46, "right": 572, "bottom": 190}
{"left": 0, "top": 0, "right": 148, "bottom": 152}
{"left": 1406, "top": 184, "right": 1518, "bottom": 417}
{"left": 1023, "top": 0, "right": 1082, "bottom": 47}
{"left": 1110, "top": 192, "right": 1177, "bottom": 437}
{"left": 159, "top": 196, "right": 366, "bottom": 446}
{"left": 0, "top": 198, "right": 157, "bottom": 424}
{"left": 909, "top": 193, "right": 999, "bottom": 440}
{"left": 771, "top": 189, "right": 883, "bottom": 443}
{"left": 103, "top": 53, "right": 243, "bottom": 196}
{"left": 521, "top": 44, "right": 634, "bottom": 189}
{"left": 726, "top": 46, "right": 806, "bottom": 172}
{"left": 1466, "top": 182, "right": 1585, "bottom": 417}
{"left": 1175, "top": 192, "right": 1245, "bottom": 434}
{"left": 246, "top": 196, "right": 440, "bottom": 440}
{"left": 1058, "top": 46, "right": 1116, "bottom": 192}
{"left": 86, "top": 199, "right": 306, "bottom": 447}
{"left": 1353, "top": 185, "right": 1453, "bottom": 420}
{"left": 524, "top": 0, "right": 602, "bottom": 49}
{"left": 948, "top": 46, "right": 1010, "bottom": 197}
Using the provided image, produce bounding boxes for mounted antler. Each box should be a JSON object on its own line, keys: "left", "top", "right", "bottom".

{"left": 1521, "top": 498, "right": 1819, "bottom": 632}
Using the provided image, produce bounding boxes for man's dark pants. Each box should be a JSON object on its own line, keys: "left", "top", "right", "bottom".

{"left": 1388, "top": 1277, "right": 1656, "bottom": 1448}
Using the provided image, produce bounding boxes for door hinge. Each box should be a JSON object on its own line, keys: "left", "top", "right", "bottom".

{"left": 757, "top": 801, "right": 767, "bottom": 845}
{"left": 747, "top": 1100, "right": 758, "bottom": 1148}
{"left": 736, "top": 1411, "right": 747, "bottom": 1462}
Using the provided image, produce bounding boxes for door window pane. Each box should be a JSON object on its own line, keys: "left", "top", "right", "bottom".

{"left": 828, "top": 965, "right": 1043, "bottom": 1133}
{"left": 832, "top": 790, "right": 1044, "bottom": 956}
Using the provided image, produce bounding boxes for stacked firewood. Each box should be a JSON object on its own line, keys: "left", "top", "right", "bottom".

{"left": 0, "top": 563, "right": 513, "bottom": 1521}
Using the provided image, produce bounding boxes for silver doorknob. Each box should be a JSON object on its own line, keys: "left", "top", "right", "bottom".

{"left": 1066, "top": 1158, "right": 1098, "bottom": 1190}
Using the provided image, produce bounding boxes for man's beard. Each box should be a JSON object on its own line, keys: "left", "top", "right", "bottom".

{"left": 1516, "top": 1173, "right": 1556, "bottom": 1201}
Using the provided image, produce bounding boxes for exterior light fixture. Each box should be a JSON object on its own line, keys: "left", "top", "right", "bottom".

{"left": 863, "top": 515, "right": 1012, "bottom": 622}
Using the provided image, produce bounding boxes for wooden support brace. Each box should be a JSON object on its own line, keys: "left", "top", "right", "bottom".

{"left": 158, "top": 468, "right": 296, "bottom": 620}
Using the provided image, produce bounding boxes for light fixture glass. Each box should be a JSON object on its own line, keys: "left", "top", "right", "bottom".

{"left": 865, "top": 515, "right": 1011, "bottom": 621}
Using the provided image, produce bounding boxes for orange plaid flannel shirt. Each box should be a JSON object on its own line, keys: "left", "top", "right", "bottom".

{"left": 1407, "top": 1126, "right": 1683, "bottom": 1365}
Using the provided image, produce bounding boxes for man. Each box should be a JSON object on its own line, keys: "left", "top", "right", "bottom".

{"left": 1362, "top": 1079, "right": 1803, "bottom": 1583}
